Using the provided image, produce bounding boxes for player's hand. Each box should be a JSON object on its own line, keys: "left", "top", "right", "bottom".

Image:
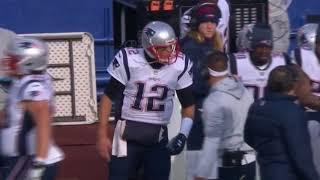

{"left": 26, "top": 159, "right": 46, "bottom": 180}
{"left": 97, "top": 136, "right": 112, "bottom": 161}
{"left": 166, "top": 133, "right": 187, "bottom": 155}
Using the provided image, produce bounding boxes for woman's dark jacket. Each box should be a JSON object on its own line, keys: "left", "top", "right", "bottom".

{"left": 180, "top": 35, "right": 215, "bottom": 97}
{"left": 244, "top": 92, "right": 319, "bottom": 180}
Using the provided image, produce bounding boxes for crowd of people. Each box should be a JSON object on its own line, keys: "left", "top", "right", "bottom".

{"left": 0, "top": 0, "right": 320, "bottom": 180}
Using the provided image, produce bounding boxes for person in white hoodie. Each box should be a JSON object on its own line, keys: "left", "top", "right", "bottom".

{"left": 194, "top": 51, "right": 255, "bottom": 180}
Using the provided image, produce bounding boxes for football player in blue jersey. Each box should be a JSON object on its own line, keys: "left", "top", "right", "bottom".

{"left": 97, "top": 21, "right": 195, "bottom": 180}
{"left": 0, "top": 37, "right": 64, "bottom": 180}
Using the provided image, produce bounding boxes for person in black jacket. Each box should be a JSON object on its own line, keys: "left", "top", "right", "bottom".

{"left": 244, "top": 65, "right": 320, "bottom": 180}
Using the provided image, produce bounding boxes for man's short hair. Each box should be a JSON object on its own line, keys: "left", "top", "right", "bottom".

{"left": 205, "top": 50, "right": 228, "bottom": 71}
{"left": 267, "top": 65, "right": 299, "bottom": 93}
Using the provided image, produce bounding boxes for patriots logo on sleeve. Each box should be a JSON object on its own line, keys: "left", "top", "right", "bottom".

{"left": 144, "top": 28, "right": 156, "bottom": 37}
{"left": 113, "top": 59, "right": 120, "bottom": 69}
{"left": 19, "top": 41, "right": 33, "bottom": 48}
{"left": 30, "top": 90, "right": 41, "bottom": 97}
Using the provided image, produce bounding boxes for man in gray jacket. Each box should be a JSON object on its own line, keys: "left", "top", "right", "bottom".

{"left": 194, "top": 51, "right": 255, "bottom": 180}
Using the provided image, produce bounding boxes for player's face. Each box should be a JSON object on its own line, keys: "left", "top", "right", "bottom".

{"left": 152, "top": 43, "right": 177, "bottom": 64}
{"left": 0, "top": 55, "right": 19, "bottom": 76}
{"left": 198, "top": 21, "right": 217, "bottom": 39}
{"left": 155, "top": 46, "right": 174, "bottom": 55}
{"left": 251, "top": 44, "right": 272, "bottom": 66}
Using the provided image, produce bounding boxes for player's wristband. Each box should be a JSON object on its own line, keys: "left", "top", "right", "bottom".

{"left": 179, "top": 117, "right": 193, "bottom": 138}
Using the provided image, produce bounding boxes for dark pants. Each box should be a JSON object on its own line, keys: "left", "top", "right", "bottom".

{"left": 187, "top": 96, "right": 205, "bottom": 150}
{"left": 109, "top": 139, "right": 171, "bottom": 180}
{"left": 0, "top": 156, "right": 59, "bottom": 180}
{"left": 219, "top": 161, "right": 256, "bottom": 180}
{"left": 307, "top": 111, "right": 320, "bottom": 123}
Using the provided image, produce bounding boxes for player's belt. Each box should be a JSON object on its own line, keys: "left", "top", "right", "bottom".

{"left": 121, "top": 119, "right": 168, "bottom": 146}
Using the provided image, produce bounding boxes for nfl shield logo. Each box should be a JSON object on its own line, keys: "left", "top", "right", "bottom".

{"left": 259, "top": 71, "right": 265, "bottom": 76}
{"left": 113, "top": 59, "right": 120, "bottom": 69}
{"left": 30, "top": 90, "right": 40, "bottom": 97}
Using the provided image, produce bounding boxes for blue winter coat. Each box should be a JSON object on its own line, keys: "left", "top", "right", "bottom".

{"left": 244, "top": 92, "right": 319, "bottom": 180}
{"left": 180, "top": 35, "right": 214, "bottom": 97}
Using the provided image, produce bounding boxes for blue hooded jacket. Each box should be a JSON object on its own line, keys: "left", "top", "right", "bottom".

{"left": 244, "top": 92, "right": 319, "bottom": 180}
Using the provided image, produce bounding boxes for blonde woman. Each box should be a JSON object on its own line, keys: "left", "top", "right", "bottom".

{"left": 180, "top": 3, "right": 224, "bottom": 180}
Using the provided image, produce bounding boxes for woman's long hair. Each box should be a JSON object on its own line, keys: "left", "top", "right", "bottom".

{"left": 187, "top": 29, "right": 224, "bottom": 52}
